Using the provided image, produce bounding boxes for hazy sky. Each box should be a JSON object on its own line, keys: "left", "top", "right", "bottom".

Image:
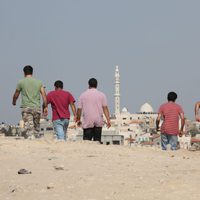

{"left": 1, "top": 0, "right": 200, "bottom": 124}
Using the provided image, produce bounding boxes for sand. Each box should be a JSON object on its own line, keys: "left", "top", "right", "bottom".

{"left": 0, "top": 135, "right": 200, "bottom": 200}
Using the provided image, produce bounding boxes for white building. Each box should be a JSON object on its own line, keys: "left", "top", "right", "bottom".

{"left": 112, "top": 66, "right": 158, "bottom": 144}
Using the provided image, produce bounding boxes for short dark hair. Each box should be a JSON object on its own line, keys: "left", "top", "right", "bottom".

{"left": 23, "top": 65, "right": 33, "bottom": 75}
{"left": 88, "top": 78, "right": 97, "bottom": 88}
{"left": 54, "top": 80, "right": 63, "bottom": 89}
{"left": 167, "top": 92, "right": 177, "bottom": 102}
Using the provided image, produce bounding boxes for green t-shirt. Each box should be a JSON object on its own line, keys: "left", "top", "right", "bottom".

{"left": 16, "top": 77, "right": 42, "bottom": 109}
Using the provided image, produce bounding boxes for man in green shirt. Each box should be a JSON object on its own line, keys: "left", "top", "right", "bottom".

{"left": 12, "top": 65, "right": 47, "bottom": 139}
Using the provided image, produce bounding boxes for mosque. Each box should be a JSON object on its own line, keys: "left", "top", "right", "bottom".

{"left": 105, "top": 66, "right": 158, "bottom": 144}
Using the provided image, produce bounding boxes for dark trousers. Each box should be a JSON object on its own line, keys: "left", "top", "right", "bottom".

{"left": 83, "top": 127, "right": 102, "bottom": 142}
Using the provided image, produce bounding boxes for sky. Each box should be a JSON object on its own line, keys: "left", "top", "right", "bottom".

{"left": 0, "top": 0, "right": 200, "bottom": 124}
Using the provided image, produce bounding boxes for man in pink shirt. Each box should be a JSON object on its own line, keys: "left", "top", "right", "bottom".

{"left": 76, "top": 78, "right": 111, "bottom": 142}
{"left": 44, "top": 80, "right": 76, "bottom": 141}
{"left": 156, "top": 92, "right": 185, "bottom": 150}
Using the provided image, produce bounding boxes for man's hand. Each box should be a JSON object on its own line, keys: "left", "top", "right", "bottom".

{"left": 43, "top": 107, "right": 48, "bottom": 117}
{"left": 76, "top": 120, "right": 82, "bottom": 127}
{"left": 179, "top": 130, "right": 184, "bottom": 137}
{"left": 106, "top": 120, "right": 111, "bottom": 128}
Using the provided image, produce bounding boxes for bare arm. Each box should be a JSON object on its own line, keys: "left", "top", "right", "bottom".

{"left": 103, "top": 106, "right": 111, "bottom": 128}
{"left": 156, "top": 113, "right": 162, "bottom": 131}
{"left": 76, "top": 108, "right": 82, "bottom": 126}
{"left": 12, "top": 89, "right": 20, "bottom": 106}
{"left": 179, "top": 112, "right": 185, "bottom": 136}
{"left": 40, "top": 86, "right": 47, "bottom": 114}
{"left": 70, "top": 102, "right": 77, "bottom": 122}
{"left": 42, "top": 103, "right": 48, "bottom": 117}
{"left": 195, "top": 102, "right": 200, "bottom": 121}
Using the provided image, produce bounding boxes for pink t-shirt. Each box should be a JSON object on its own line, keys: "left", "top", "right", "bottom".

{"left": 47, "top": 90, "right": 75, "bottom": 121}
{"left": 158, "top": 102, "right": 184, "bottom": 135}
{"left": 78, "top": 88, "right": 108, "bottom": 129}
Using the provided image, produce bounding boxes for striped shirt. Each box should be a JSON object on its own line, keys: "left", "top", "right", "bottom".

{"left": 158, "top": 102, "right": 184, "bottom": 135}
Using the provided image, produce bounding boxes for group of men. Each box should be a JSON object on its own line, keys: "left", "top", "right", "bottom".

{"left": 12, "top": 65, "right": 200, "bottom": 150}
{"left": 12, "top": 65, "right": 110, "bottom": 143}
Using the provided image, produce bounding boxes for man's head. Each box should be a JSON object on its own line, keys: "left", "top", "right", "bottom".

{"left": 88, "top": 78, "right": 97, "bottom": 88}
{"left": 167, "top": 92, "right": 177, "bottom": 102}
{"left": 54, "top": 80, "right": 63, "bottom": 89}
{"left": 23, "top": 65, "right": 33, "bottom": 76}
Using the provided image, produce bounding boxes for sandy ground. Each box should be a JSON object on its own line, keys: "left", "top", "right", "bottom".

{"left": 1, "top": 135, "right": 200, "bottom": 200}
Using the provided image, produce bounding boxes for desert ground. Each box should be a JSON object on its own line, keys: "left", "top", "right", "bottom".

{"left": 1, "top": 134, "right": 200, "bottom": 200}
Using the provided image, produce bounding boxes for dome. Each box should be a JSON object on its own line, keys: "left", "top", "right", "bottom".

{"left": 122, "top": 107, "right": 128, "bottom": 113}
{"left": 140, "top": 103, "right": 154, "bottom": 113}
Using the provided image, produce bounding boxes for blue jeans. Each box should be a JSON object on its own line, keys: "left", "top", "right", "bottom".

{"left": 53, "top": 119, "right": 69, "bottom": 140}
{"left": 161, "top": 133, "right": 178, "bottom": 150}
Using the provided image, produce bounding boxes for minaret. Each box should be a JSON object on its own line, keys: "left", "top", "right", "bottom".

{"left": 114, "top": 66, "right": 120, "bottom": 116}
